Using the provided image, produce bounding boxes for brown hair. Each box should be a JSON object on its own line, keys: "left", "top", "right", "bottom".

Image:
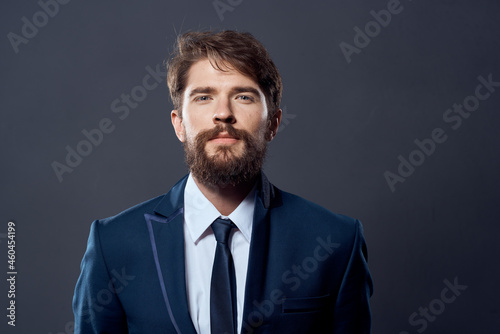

{"left": 166, "top": 30, "right": 282, "bottom": 118}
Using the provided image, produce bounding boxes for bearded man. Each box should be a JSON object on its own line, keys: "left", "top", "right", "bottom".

{"left": 73, "top": 30, "right": 373, "bottom": 334}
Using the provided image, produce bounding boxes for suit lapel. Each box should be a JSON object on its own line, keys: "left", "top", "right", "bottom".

{"left": 241, "top": 173, "right": 282, "bottom": 332}
{"left": 145, "top": 173, "right": 282, "bottom": 334}
{"left": 145, "top": 175, "right": 197, "bottom": 334}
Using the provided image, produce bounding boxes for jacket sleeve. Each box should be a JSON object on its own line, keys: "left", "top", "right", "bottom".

{"left": 73, "top": 220, "right": 129, "bottom": 333}
{"left": 332, "top": 220, "right": 373, "bottom": 333}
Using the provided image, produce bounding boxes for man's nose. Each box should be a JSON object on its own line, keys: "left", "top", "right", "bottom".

{"left": 213, "top": 99, "right": 236, "bottom": 124}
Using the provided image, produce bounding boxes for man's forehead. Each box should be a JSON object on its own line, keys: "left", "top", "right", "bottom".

{"left": 184, "top": 59, "right": 261, "bottom": 93}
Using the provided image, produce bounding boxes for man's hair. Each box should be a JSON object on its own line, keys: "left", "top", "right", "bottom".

{"left": 166, "top": 30, "right": 282, "bottom": 118}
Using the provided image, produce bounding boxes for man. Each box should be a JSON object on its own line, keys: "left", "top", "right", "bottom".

{"left": 73, "top": 30, "right": 373, "bottom": 333}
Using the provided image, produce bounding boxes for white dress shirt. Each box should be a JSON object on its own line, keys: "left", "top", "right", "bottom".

{"left": 183, "top": 174, "right": 255, "bottom": 334}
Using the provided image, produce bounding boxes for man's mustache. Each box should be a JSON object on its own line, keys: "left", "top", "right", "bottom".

{"left": 196, "top": 124, "right": 251, "bottom": 143}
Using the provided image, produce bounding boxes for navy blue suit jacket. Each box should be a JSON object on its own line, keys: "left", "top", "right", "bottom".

{"left": 73, "top": 173, "right": 373, "bottom": 333}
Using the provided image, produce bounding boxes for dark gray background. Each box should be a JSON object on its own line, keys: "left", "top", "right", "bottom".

{"left": 1, "top": 0, "right": 499, "bottom": 333}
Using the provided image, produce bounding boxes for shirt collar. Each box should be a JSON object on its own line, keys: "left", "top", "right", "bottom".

{"left": 184, "top": 174, "right": 256, "bottom": 244}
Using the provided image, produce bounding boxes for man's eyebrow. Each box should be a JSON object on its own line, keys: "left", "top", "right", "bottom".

{"left": 188, "top": 87, "right": 217, "bottom": 97}
{"left": 188, "top": 86, "right": 262, "bottom": 99}
{"left": 229, "top": 86, "right": 261, "bottom": 98}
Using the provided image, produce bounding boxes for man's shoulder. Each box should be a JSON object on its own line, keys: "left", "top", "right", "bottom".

{"left": 273, "top": 187, "right": 361, "bottom": 233}
{"left": 278, "top": 188, "right": 355, "bottom": 220}
{"left": 95, "top": 175, "right": 188, "bottom": 229}
{"left": 96, "top": 193, "right": 166, "bottom": 228}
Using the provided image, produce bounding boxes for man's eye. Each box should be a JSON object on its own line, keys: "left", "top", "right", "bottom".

{"left": 237, "top": 95, "right": 253, "bottom": 101}
{"left": 195, "top": 96, "right": 210, "bottom": 102}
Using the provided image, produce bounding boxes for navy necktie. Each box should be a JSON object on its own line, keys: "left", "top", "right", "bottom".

{"left": 210, "top": 218, "right": 237, "bottom": 334}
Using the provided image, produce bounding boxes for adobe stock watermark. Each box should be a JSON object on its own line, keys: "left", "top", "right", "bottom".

{"left": 399, "top": 277, "right": 467, "bottom": 334}
{"left": 50, "top": 62, "right": 166, "bottom": 183}
{"left": 277, "top": 106, "right": 297, "bottom": 133}
{"left": 339, "top": 0, "right": 414, "bottom": 64}
{"left": 240, "top": 235, "right": 340, "bottom": 333}
{"left": 212, "top": 0, "right": 243, "bottom": 21}
{"left": 48, "top": 321, "right": 74, "bottom": 334}
{"left": 50, "top": 267, "right": 135, "bottom": 333}
{"left": 77, "top": 267, "right": 135, "bottom": 326}
{"left": 384, "top": 73, "right": 499, "bottom": 192}
{"left": 7, "top": 0, "right": 73, "bottom": 54}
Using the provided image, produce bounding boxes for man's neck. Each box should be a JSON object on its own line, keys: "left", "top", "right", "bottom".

{"left": 192, "top": 175, "right": 257, "bottom": 216}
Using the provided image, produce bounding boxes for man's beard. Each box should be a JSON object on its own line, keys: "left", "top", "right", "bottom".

{"left": 183, "top": 124, "right": 267, "bottom": 187}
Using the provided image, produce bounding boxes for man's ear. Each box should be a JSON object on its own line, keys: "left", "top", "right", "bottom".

{"left": 267, "top": 108, "right": 282, "bottom": 141}
{"left": 171, "top": 110, "right": 185, "bottom": 142}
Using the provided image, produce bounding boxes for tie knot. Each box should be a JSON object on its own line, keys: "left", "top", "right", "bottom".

{"left": 211, "top": 218, "right": 235, "bottom": 244}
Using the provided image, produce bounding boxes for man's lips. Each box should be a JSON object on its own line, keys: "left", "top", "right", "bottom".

{"left": 209, "top": 132, "right": 239, "bottom": 144}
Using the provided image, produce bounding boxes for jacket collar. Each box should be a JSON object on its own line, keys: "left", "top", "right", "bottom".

{"left": 146, "top": 171, "right": 281, "bottom": 334}
{"left": 152, "top": 171, "right": 280, "bottom": 218}
{"left": 153, "top": 175, "right": 188, "bottom": 218}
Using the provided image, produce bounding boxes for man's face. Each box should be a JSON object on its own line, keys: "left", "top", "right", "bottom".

{"left": 171, "top": 59, "right": 281, "bottom": 186}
